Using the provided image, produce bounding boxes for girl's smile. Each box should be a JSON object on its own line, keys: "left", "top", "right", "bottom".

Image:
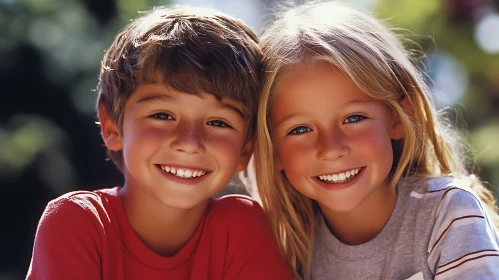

{"left": 316, "top": 167, "right": 363, "bottom": 183}
{"left": 270, "top": 61, "right": 404, "bottom": 215}
{"left": 314, "top": 166, "right": 365, "bottom": 190}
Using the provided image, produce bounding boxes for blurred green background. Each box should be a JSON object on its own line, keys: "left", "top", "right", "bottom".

{"left": 1, "top": 0, "right": 499, "bottom": 278}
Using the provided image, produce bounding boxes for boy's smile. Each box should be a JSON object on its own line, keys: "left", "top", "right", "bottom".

{"left": 102, "top": 82, "right": 252, "bottom": 210}
{"left": 156, "top": 164, "right": 209, "bottom": 185}
{"left": 158, "top": 164, "right": 208, "bottom": 179}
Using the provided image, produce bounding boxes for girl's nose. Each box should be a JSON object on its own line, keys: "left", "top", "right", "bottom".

{"left": 317, "top": 129, "right": 349, "bottom": 160}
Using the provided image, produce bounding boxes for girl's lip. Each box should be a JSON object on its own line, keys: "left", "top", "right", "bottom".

{"left": 313, "top": 167, "right": 365, "bottom": 190}
{"left": 315, "top": 166, "right": 365, "bottom": 177}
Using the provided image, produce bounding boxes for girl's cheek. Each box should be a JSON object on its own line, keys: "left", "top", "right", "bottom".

{"left": 279, "top": 143, "right": 311, "bottom": 170}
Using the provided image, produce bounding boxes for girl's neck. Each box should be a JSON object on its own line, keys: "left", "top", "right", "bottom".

{"left": 321, "top": 184, "right": 397, "bottom": 245}
{"left": 120, "top": 183, "right": 210, "bottom": 257}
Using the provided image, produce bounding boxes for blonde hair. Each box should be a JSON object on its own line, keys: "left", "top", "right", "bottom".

{"left": 253, "top": 2, "right": 499, "bottom": 278}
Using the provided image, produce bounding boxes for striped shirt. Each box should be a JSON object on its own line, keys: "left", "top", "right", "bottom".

{"left": 306, "top": 176, "right": 499, "bottom": 280}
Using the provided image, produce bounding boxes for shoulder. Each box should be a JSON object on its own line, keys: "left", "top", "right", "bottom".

{"left": 422, "top": 176, "right": 489, "bottom": 216}
{"left": 401, "top": 176, "right": 482, "bottom": 209}
{"left": 39, "top": 187, "right": 119, "bottom": 232}
{"left": 428, "top": 176, "right": 496, "bottom": 233}
{"left": 207, "top": 194, "right": 268, "bottom": 232}
{"left": 402, "top": 176, "right": 492, "bottom": 222}
{"left": 207, "top": 196, "right": 293, "bottom": 279}
{"left": 46, "top": 187, "right": 117, "bottom": 215}
{"left": 211, "top": 194, "right": 264, "bottom": 215}
{"left": 421, "top": 177, "right": 499, "bottom": 278}
{"left": 401, "top": 176, "right": 454, "bottom": 196}
{"left": 27, "top": 189, "right": 118, "bottom": 279}
{"left": 209, "top": 194, "right": 265, "bottom": 222}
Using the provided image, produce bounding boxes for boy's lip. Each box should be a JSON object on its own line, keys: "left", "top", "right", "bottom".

{"left": 156, "top": 163, "right": 210, "bottom": 173}
{"left": 156, "top": 166, "right": 211, "bottom": 184}
{"left": 155, "top": 164, "right": 212, "bottom": 183}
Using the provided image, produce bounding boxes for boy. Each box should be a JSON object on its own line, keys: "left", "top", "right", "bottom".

{"left": 26, "top": 5, "right": 292, "bottom": 280}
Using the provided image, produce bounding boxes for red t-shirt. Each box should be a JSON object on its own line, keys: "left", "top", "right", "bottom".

{"left": 26, "top": 187, "right": 293, "bottom": 280}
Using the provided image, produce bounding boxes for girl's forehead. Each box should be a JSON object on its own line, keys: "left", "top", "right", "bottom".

{"left": 277, "top": 60, "right": 346, "bottom": 82}
{"left": 269, "top": 62, "right": 395, "bottom": 116}
{"left": 275, "top": 62, "right": 353, "bottom": 95}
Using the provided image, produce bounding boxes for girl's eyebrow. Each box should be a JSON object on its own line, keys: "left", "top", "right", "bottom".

{"left": 346, "top": 99, "right": 377, "bottom": 105}
{"left": 273, "top": 99, "right": 376, "bottom": 129}
{"left": 273, "top": 112, "right": 307, "bottom": 129}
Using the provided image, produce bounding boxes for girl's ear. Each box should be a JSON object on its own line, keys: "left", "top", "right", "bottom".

{"left": 390, "top": 103, "right": 406, "bottom": 141}
{"left": 275, "top": 152, "right": 283, "bottom": 170}
{"left": 98, "top": 105, "right": 123, "bottom": 151}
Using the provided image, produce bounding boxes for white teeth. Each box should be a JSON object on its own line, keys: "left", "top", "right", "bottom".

{"left": 318, "top": 168, "right": 362, "bottom": 183}
{"left": 159, "top": 165, "right": 206, "bottom": 178}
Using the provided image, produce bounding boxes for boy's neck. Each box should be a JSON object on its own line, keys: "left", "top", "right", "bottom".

{"left": 321, "top": 184, "right": 397, "bottom": 246}
{"left": 119, "top": 184, "right": 211, "bottom": 257}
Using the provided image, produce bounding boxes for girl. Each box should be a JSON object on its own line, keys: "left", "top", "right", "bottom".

{"left": 252, "top": 1, "right": 499, "bottom": 279}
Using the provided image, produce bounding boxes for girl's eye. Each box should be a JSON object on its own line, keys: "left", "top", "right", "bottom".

{"left": 344, "top": 115, "right": 366, "bottom": 124}
{"left": 288, "top": 126, "right": 311, "bottom": 135}
{"left": 150, "top": 112, "right": 174, "bottom": 120}
{"left": 207, "top": 119, "right": 232, "bottom": 128}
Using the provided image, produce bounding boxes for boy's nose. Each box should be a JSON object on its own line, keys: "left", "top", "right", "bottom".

{"left": 170, "top": 122, "right": 204, "bottom": 154}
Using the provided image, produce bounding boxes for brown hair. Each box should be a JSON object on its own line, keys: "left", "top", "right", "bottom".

{"left": 97, "top": 5, "right": 262, "bottom": 170}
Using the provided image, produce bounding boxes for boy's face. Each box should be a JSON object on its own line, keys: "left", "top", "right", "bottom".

{"left": 101, "top": 82, "right": 253, "bottom": 210}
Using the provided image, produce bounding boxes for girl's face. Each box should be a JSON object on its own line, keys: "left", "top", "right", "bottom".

{"left": 270, "top": 62, "right": 404, "bottom": 215}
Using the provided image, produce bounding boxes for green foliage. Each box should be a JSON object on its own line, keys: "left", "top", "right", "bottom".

{"left": 376, "top": 0, "right": 499, "bottom": 193}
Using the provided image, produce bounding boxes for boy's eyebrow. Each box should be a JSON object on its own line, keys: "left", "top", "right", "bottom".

{"left": 136, "top": 94, "right": 175, "bottom": 104}
{"left": 135, "top": 93, "right": 244, "bottom": 118}
{"left": 219, "top": 102, "right": 245, "bottom": 118}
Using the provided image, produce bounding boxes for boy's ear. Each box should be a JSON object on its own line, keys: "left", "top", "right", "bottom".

{"left": 98, "top": 105, "right": 123, "bottom": 152}
{"left": 237, "top": 138, "right": 255, "bottom": 171}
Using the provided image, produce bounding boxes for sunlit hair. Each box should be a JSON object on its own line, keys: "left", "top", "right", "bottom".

{"left": 96, "top": 5, "right": 262, "bottom": 171}
{"left": 253, "top": 2, "right": 499, "bottom": 278}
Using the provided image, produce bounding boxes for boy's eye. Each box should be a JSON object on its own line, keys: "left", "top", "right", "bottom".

{"left": 207, "top": 119, "right": 232, "bottom": 128}
{"left": 288, "top": 126, "right": 311, "bottom": 135}
{"left": 150, "top": 112, "right": 174, "bottom": 120}
{"left": 344, "top": 115, "right": 366, "bottom": 124}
